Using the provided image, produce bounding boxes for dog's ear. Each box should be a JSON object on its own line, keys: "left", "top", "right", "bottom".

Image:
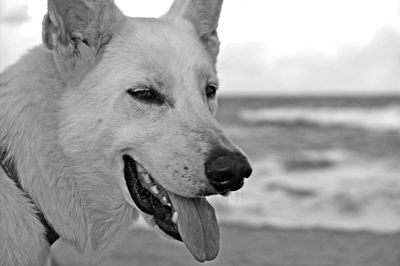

{"left": 164, "top": 0, "right": 223, "bottom": 60}
{"left": 42, "top": 0, "right": 123, "bottom": 57}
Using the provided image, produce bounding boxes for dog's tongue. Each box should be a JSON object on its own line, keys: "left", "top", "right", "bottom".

{"left": 168, "top": 194, "right": 220, "bottom": 262}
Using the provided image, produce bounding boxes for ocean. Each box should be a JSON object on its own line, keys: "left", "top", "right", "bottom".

{"left": 209, "top": 96, "right": 400, "bottom": 234}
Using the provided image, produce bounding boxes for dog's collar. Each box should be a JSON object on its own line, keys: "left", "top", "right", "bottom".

{"left": 0, "top": 147, "right": 60, "bottom": 246}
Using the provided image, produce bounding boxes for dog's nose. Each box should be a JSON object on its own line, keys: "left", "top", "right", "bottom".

{"left": 205, "top": 149, "right": 252, "bottom": 193}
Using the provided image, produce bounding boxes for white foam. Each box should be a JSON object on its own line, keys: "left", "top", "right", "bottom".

{"left": 239, "top": 105, "right": 400, "bottom": 132}
{"left": 209, "top": 157, "right": 400, "bottom": 233}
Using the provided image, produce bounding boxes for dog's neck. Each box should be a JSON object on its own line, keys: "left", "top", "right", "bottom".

{"left": 0, "top": 146, "right": 60, "bottom": 245}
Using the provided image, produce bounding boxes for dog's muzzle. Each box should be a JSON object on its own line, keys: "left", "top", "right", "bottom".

{"left": 205, "top": 149, "right": 252, "bottom": 194}
{"left": 123, "top": 155, "right": 220, "bottom": 262}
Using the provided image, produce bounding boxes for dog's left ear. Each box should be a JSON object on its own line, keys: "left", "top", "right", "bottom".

{"left": 164, "top": 0, "right": 223, "bottom": 60}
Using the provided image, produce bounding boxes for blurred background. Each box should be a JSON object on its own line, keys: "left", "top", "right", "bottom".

{"left": 1, "top": 0, "right": 400, "bottom": 265}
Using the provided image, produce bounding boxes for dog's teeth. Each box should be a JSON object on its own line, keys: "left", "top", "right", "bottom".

{"left": 172, "top": 211, "right": 178, "bottom": 224}
{"left": 162, "top": 196, "right": 171, "bottom": 206}
{"left": 150, "top": 186, "right": 159, "bottom": 194}
{"left": 143, "top": 174, "right": 152, "bottom": 184}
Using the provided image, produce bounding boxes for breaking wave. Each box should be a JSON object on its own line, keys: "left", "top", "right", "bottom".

{"left": 209, "top": 156, "right": 400, "bottom": 234}
{"left": 239, "top": 106, "right": 400, "bottom": 132}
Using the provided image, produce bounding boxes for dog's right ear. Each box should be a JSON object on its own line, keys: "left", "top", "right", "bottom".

{"left": 164, "top": 0, "right": 223, "bottom": 61}
{"left": 42, "top": 0, "right": 124, "bottom": 57}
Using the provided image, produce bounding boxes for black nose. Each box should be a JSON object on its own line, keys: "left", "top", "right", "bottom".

{"left": 205, "top": 149, "right": 252, "bottom": 193}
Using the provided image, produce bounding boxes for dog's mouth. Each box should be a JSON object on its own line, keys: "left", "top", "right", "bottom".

{"left": 123, "top": 155, "right": 219, "bottom": 262}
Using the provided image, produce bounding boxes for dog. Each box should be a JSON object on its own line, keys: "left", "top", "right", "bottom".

{"left": 0, "top": 0, "right": 252, "bottom": 265}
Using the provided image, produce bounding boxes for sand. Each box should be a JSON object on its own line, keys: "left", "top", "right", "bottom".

{"left": 53, "top": 225, "right": 400, "bottom": 266}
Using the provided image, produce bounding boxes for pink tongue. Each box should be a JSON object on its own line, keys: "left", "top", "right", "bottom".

{"left": 168, "top": 194, "right": 220, "bottom": 262}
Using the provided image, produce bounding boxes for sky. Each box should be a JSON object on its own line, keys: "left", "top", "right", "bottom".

{"left": 0, "top": 0, "right": 399, "bottom": 95}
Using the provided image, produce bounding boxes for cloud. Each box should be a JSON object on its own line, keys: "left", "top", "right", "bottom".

{"left": 219, "top": 28, "right": 400, "bottom": 95}
{"left": 0, "top": 5, "right": 30, "bottom": 25}
{"left": 0, "top": 2, "right": 41, "bottom": 72}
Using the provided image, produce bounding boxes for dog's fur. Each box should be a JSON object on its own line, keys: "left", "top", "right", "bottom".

{"left": 0, "top": 0, "right": 246, "bottom": 265}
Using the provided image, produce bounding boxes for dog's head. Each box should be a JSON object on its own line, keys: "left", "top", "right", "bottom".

{"left": 44, "top": 0, "right": 251, "bottom": 261}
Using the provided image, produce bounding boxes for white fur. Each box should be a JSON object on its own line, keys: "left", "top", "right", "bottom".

{"left": 0, "top": 0, "right": 242, "bottom": 265}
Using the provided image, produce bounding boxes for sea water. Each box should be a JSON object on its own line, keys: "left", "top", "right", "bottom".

{"left": 210, "top": 96, "right": 400, "bottom": 234}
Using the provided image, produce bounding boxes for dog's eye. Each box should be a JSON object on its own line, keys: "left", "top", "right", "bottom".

{"left": 127, "top": 87, "right": 163, "bottom": 105}
{"left": 205, "top": 83, "right": 218, "bottom": 99}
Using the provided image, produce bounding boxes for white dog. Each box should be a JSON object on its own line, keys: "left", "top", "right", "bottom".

{"left": 0, "top": 0, "right": 252, "bottom": 265}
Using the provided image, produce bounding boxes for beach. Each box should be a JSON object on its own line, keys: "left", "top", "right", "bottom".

{"left": 54, "top": 225, "right": 400, "bottom": 266}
